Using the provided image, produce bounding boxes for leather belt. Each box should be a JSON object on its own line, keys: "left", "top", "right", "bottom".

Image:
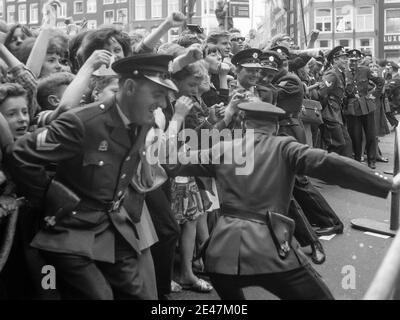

{"left": 279, "top": 117, "right": 301, "bottom": 127}
{"left": 79, "top": 193, "right": 126, "bottom": 213}
{"left": 221, "top": 205, "right": 267, "bottom": 225}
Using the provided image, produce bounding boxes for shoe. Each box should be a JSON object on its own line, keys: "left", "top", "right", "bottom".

{"left": 314, "top": 225, "right": 343, "bottom": 237}
{"left": 311, "top": 241, "right": 326, "bottom": 265}
{"left": 377, "top": 157, "right": 389, "bottom": 163}
{"left": 180, "top": 279, "right": 213, "bottom": 293}
{"left": 170, "top": 281, "right": 182, "bottom": 293}
{"left": 368, "top": 161, "right": 377, "bottom": 170}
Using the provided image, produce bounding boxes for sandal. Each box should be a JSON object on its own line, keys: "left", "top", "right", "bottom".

{"left": 171, "top": 281, "right": 183, "bottom": 293}
{"left": 377, "top": 157, "right": 389, "bottom": 163}
{"left": 180, "top": 279, "right": 213, "bottom": 293}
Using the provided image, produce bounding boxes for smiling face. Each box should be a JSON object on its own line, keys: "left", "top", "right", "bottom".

{"left": 119, "top": 78, "right": 169, "bottom": 126}
{"left": 230, "top": 33, "right": 245, "bottom": 55}
{"left": 0, "top": 95, "right": 29, "bottom": 139}
{"left": 104, "top": 37, "right": 125, "bottom": 61}
{"left": 237, "top": 66, "right": 261, "bottom": 89}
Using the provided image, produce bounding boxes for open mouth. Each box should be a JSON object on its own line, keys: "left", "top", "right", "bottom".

{"left": 16, "top": 126, "right": 28, "bottom": 134}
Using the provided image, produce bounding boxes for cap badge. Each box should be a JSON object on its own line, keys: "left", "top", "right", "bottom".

{"left": 269, "top": 56, "right": 275, "bottom": 62}
{"left": 253, "top": 52, "right": 258, "bottom": 59}
{"left": 133, "top": 70, "right": 139, "bottom": 76}
{"left": 99, "top": 140, "right": 109, "bottom": 152}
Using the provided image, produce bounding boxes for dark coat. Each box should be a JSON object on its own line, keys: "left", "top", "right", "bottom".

{"left": 273, "top": 70, "right": 304, "bottom": 117}
{"left": 6, "top": 96, "right": 145, "bottom": 263}
{"left": 168, "top": 131, "right": 392, "bottom": 275}
{"left": 318, "top": 66, "right": 346, "bottom": 124}
{"left": 344, "top": 66, "right": 385, "bottom": 116}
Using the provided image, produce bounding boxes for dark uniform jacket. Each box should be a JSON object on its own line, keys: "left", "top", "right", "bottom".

{"left": 318, "top": 66, "right": 346, "bottom": 124}
{"left": 7, "top": 96, "right": 146, "bottom": 263}
{"left": 344, "top": 66, "right": 385, "bottom": 116}
{"left": 273, "top": 70, "right": 304, "bottom": 118}
{"left": 168, "top": 130, "right": 392, "bottom": 275}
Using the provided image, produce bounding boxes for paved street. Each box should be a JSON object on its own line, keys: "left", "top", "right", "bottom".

{"left": 170, "top": 124, "right": 398, "bottom": 301}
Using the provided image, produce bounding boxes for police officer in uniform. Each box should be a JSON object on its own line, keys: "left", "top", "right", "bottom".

{"left": 168, "top": 101, "right": 400, "bottom": 300}
{"left": 344, "top": 49, "right": 385, "bottom": 169}
{"left": 266, "top": 49, "right": 344, "bottom": 241}
{"left": 6, "top": 54, "right": 190, "bottom": 300}
{"left": 231, "top": 48, "right": 264, "bottom": 99}
{"left": 318, "top": 46, "right": 353, "bottom": 157}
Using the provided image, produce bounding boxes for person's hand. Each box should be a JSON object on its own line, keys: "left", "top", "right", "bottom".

{"left": 185, "top": 44, "right": 203, "bottom": 64}
{"left": 85, "top": 50, "right": 113, "bottom": 72}
{"left": 225, "top": 93, "right": 246, "bottom": 119}
{"left": 42, "top": 0, "right": 60, "bottom": 28}
{"left": 208, "top": 103, "right": 224, "bottom": 124}
{"left": 174, "top": 96, "right": 194, "bottom": 120}
{"left": 219, "top": 62, "right": 231, "bottom": 76}
{"left": 310, "top": 30, "right": 320, "bottom": 42}
{"left": 165, "top": 12, "right": 187, "bottom": 28}
{"left": 0, "top": 196, "right": 18, "bottom": 219}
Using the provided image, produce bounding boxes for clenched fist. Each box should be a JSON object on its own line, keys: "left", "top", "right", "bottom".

{"left": 166, "top": 12, "right": 187, "bottom": 28}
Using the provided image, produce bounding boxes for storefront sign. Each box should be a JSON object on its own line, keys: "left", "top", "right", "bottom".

{"left": 384, "top": 34, "right": 400, "bottom": 44}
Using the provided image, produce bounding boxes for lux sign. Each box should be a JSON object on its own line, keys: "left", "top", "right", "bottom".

{"left": 384, "top": 35, "right": 400, "bottom": 44}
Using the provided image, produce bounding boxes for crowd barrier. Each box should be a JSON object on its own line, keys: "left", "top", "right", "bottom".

{"left": 363, "top": 126, "right": 400, "bottom": 300}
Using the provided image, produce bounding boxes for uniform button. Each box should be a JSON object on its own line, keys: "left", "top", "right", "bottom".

{"left": 118, "top": 191, "right": 123, "bottom": 197}
{"left": 72, "top": 211, "right": 77, "bottom": 215}
{"left": 375, "top": 173, "right": 379, "bottom": 176}
{"left": 100, "top": 104, "right": 105, "bottom": 110}
{"left": 99, "top": 161, "right": 104, "bottom": 166}
{"left": 126, "top": 156, "right": 131, "bottom": 161}
{"left": 384, "top": 177, "right": 388, "bottom": 180}
{"left": 121, "top": 174, "right": 126, "bottom": 179}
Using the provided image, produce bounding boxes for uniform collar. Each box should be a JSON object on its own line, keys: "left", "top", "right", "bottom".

{"left": 115, "top": 102, "right": 131, "bottom": 129}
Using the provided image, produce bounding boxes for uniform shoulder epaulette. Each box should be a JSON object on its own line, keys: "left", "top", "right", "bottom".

{"left": 72, "top": 101, "right": 113, "bottom": 122}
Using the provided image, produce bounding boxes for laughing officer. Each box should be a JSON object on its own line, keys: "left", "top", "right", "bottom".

{"left": 5, "top": 53, "right": 191, "bottom": 300}
{"left": 344, "top": 49, "right": 385, "bottom": 169}
{"left": 168, "top": 101, "right": 400, "bottom": 300}
{"left": 318, "top": 46, "right": 353, "bottom": 157}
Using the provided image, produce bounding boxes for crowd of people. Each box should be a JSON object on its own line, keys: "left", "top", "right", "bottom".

{"left": 1, "top": 2, "right": 400, "bottom": 300}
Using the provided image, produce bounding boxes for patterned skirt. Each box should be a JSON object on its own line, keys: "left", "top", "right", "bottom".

{"left": 171, "top": 177, "right": 205, "bottom": 225}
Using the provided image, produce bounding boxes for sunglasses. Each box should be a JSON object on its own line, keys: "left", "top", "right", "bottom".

{"left": 231, "top": 37, "right": 245, "bottom": 42}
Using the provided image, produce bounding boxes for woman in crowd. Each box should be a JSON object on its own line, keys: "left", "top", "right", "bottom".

{"left": 4, "top": 24, "right": 34, "bottom": 57}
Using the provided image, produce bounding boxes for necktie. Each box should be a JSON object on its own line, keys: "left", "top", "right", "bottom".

{"left": 128, "top": 124, "right": 139, "bottom": 144}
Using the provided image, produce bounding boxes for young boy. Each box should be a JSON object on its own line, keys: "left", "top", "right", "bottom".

{"left": 35, "top": 72, "right": 74, "bottom": 127}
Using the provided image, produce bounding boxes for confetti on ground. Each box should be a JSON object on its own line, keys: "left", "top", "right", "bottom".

{"left": 364, "top": 232, "right": 391, "bottom": 239}
{"left": 359, "top": 243, "right": 364, "bottom": 248}
{"left": 319, "top": 234, "right": 336, "bottom": 241}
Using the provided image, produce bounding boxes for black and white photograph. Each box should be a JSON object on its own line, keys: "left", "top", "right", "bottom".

{"left": 0, "top": 0, "right": 399, "bottom": 307}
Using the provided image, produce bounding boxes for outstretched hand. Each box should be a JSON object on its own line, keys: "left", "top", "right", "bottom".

{"left": 42, "top": 0, "right": 60, "bottom": 27}
{"left": 166, "top": 12, "right": 187, "bottom": 28}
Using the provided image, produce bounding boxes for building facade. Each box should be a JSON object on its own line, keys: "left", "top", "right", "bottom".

{"left": 378, "top": 0, "right": 400, "bottom": 60}
{"left": 264, "top": 0, "right": 397, "bottom": 58}
{"left": 0, "top": 0, "right": 202, "bottom": 41}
